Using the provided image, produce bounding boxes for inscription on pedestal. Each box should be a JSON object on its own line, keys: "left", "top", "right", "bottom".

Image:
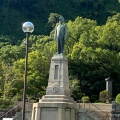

{"left": 54, "top": 65, "right": 59, "bottom": 80}
{"left": 41, "top": 108, "right": 58, "bottom": 120}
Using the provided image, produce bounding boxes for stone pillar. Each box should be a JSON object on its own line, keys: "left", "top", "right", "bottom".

{"left": 46, "top": 55, "right": 70, "bottom": 96}
{"left": 31, "top": 54, "right": 77, "bottom": 120}
{"left": 105, "top": 76, "right": 113, "bottom": 98}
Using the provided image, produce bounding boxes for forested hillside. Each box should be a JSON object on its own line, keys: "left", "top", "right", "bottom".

{"left": 0, "top": 0, "right": 120, "bottom": 107}
{"left": 0, "top": 0, "right": 120, "bottom": 45}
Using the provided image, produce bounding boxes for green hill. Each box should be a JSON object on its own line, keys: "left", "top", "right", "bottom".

{"left": 0, "top": 0, "right": 120, "bottom": 44}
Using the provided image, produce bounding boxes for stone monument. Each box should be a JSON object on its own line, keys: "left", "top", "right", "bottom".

{"left": 105, "top": 76, "right": 113, "bottom": 98}
{"left": 31, "top": 16, "right": 77, "bottom": 120}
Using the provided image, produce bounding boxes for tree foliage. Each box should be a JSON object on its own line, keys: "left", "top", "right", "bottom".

{"left": 1, "top": 12, "right": 120, "bottom": 104}
{"left": 67, "top": 14, "right": 120, "bottom": 101}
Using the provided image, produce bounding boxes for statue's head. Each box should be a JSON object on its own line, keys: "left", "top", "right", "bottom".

{"left": 59, "top": 16, "right": 64, "bottom": 23}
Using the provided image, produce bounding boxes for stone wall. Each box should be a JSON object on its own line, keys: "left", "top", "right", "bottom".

{"left": 0, "top": 103, "right": 114, "bottom": 120}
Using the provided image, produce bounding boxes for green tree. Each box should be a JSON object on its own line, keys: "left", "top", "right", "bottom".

{"left": 67, "top": 15, "right": 120, "bottom": 100}
{"left": 48, "top": 13, "right": 60, "bottom": 27}
{"left": 69, "top": 79, "right": 83, "bottom": 101}
{"left": 4, "top": 35, "right": 55, "bottom": 99}
{"left": 0, "top": 45, "right": 25, "bottom": 64}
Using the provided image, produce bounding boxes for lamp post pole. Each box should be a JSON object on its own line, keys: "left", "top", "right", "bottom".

{"left": 22, "top": 32, "right": 29, "bottom": 120}
{"left": 22, "top": 22, "right": 34, "bottom": 120}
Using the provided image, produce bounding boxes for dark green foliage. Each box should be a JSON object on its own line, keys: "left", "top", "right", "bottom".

{"left": 0, "top": 98, "right": 12, "bottom": 109}
{"left": 69, "top": 79, "right": 84, "bottom": 101}
{"left": 0, "top": 0, "right": 120, "bottom": 44}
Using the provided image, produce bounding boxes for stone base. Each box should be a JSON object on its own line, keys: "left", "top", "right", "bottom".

{"left": 39, "top": 95, "right": 75, "bottom": 103}
{"left": 31, "top": 54, "right": 77, "bottom": 120}
{"left": 31, "top": 102, "right": 77, "bottom": 120}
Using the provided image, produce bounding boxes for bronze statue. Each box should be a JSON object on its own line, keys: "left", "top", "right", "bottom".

{"left": 54, "top": 16, "right": 67, "bottom": 54}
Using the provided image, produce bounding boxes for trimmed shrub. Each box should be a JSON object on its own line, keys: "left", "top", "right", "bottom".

{"left": 99, "top": 90, "right": 110, "bottom": 103}
{"left": 116, "top": 93, "right": 120, "bottom": 104}
{"left": 82, "top": 96, "right": 90, "bottom": 103}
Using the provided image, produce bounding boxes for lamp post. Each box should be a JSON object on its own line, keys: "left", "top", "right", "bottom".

{"left": 22, "top": 22, "right": 34, "bottom": 120}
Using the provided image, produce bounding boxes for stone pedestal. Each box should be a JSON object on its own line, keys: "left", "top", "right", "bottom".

{"left": 31, "top": 55, "right": 77, "bottom": 120}
{"left": 31, "top": 102, "right": 76, "bottom": 120}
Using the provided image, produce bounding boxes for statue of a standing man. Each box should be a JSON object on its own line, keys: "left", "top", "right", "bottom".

{"left": 54, "top": 16, "right": 67, "bottom": 54}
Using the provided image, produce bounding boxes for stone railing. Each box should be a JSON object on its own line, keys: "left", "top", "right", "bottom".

{"left": 77, "top": 102, "right": 112, "bottom": 120}
{"left": 0, "top": 102, "right": 22, "bottom": 120}
{"left": 111, "top": 101, "right": 120, "bottom": 119}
